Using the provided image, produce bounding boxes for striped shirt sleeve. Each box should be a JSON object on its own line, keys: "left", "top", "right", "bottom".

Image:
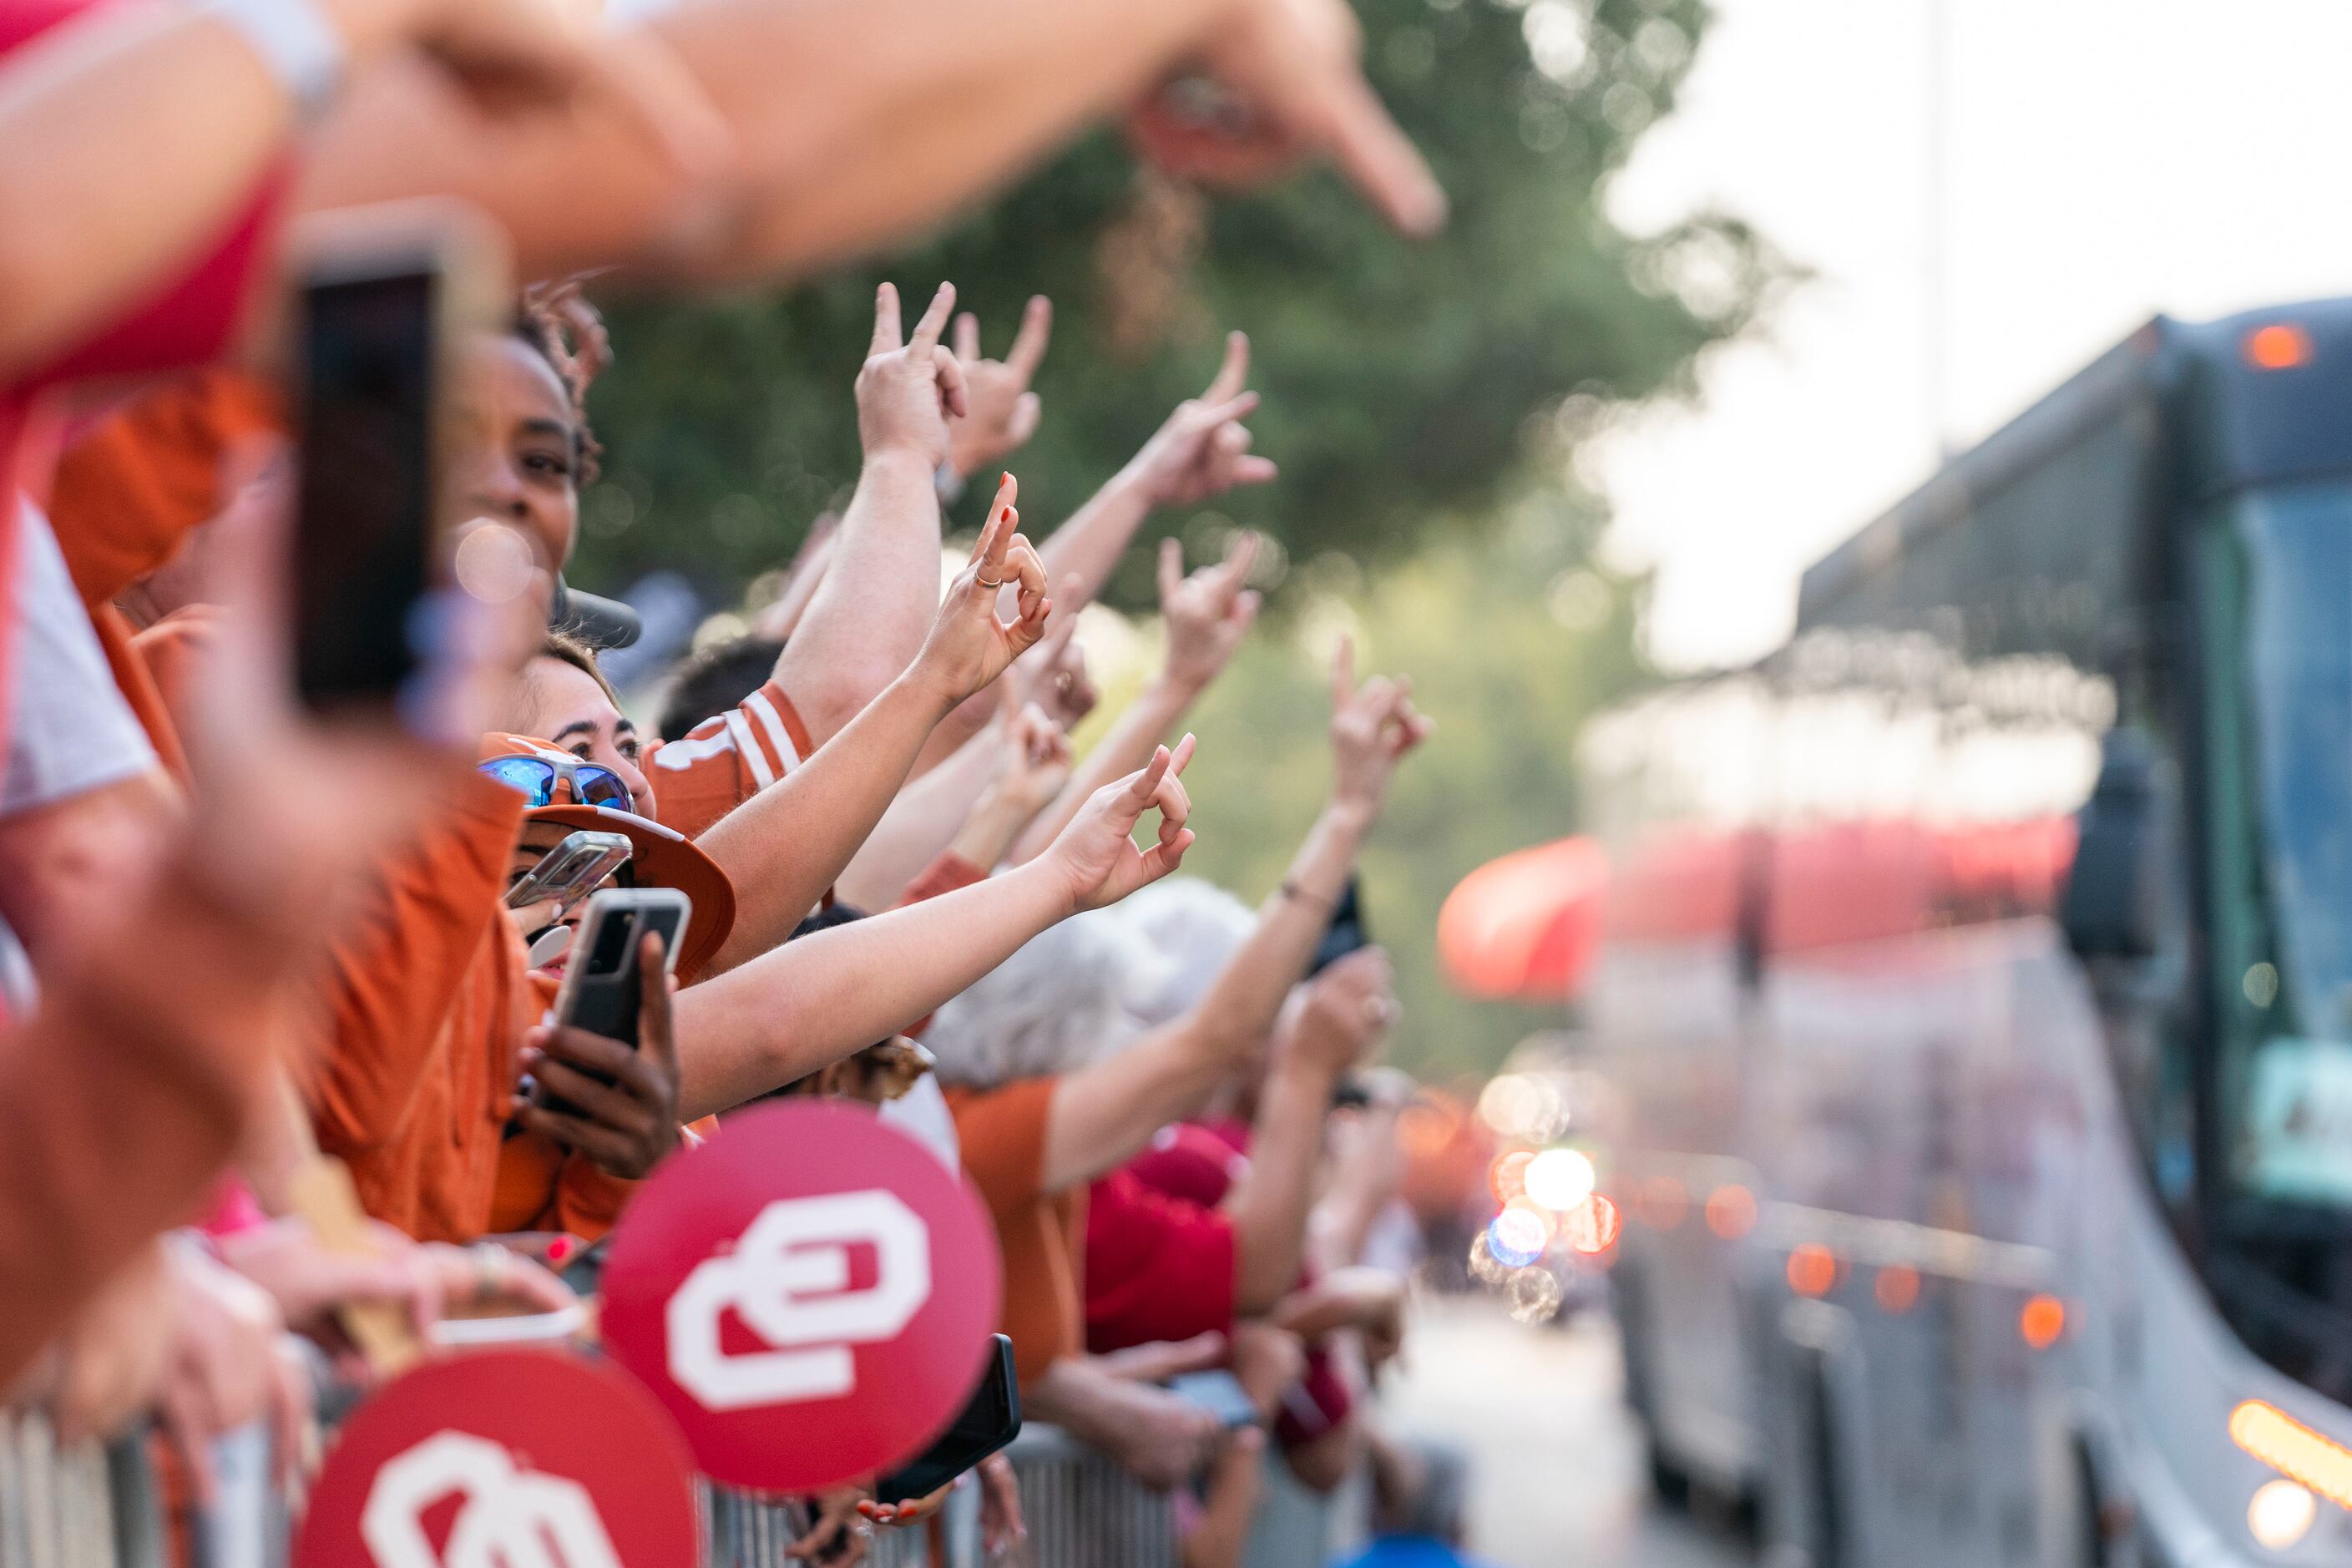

{"left": 646, "top": 678, "right": 814, "bottom": 839}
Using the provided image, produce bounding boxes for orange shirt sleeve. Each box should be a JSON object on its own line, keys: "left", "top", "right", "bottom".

{"left": 948, "top": 1078, "right": 1084, "bottom": 1387}
{"left": 304, "top": 772, "right": 524, "bottom": 1154}
{"left": 646, "top": 678, "right": 814, "bottom": 840}
{"left": 47, "top": 371, "right": 281, "bottom": 607}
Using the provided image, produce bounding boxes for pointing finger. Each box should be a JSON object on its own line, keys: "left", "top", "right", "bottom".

{"left": 1331, "top": 635, "right": 1357, "bottom": 709}
{"left": 969, "top": 476, "right": 1017, "bottom": 564}
{"left": 1007, "top": 295, "right": 1055, "bottom": 379}
{"left": 1218, "top": 532, "right": 1261, "bottom": 594}
{"left": 1203, "top": 330, "right": 1251, "bottom": 403}
{"left": 953, "top": 311, "right": 981, "bottom": 364}
{"left": 1168, "top": 731, "right": 1198, "bottom": 777}
{"left": 869, "top": 283, "right": 903, "bottom": 355}
{"left": 1317, "top": 72, "right": 1449, "bottom": 237}
{"left": 908, "top": 281, "right": 958, "bottom": 354}
{"left": 1158, "top": 537, "right": 1185, "bottom": 603}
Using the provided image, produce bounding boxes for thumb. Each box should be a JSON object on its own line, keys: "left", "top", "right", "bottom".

{"left": 1009, "top": 391, "right": 1043, "bottom": 444}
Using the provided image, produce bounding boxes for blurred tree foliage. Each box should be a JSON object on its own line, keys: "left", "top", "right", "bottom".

{"left": 1095, "top": 489, "right": 1643, "bottom": 1078}
{"left": 574, "top": 0, "right": 1779, "bottom": 603}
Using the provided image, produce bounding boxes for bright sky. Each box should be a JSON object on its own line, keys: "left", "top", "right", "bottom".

{"left": 1593, "top": 0, "right": 2352, "bottom": 670}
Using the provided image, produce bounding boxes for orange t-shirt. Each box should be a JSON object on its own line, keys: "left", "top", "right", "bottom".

{"left": 305, "top": 772, "right": 534, "bottom": 1242}
{"left": 647, "top": 677, "right": 814, "bottom": 840}
{"left": 946, "top": 1077, "right": 1081, "bottom": 1389}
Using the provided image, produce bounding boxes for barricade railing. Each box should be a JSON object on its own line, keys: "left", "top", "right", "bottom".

{"left": 2, "top": 1404, "right": 1338, "bottom": 1568}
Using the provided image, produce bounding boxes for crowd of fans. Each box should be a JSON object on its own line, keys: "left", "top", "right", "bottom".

{"left": 0, "top": 0, "right": 1473, "bottom": 1560}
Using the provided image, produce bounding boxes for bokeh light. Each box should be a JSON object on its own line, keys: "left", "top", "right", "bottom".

{"left": 1524, "top": 1148, "right": 1596, "bottom": 1211}
{"left": 1467, "top": 1231, "right": 1510, "bottom": 1286}
{"left": 1489, "top": 1149, "right": 1535, "bottom": 1206}
{"left": 1477, "top": 1072, "right": 1567, "bottom": 1142}
{"left": 1704, "top": 1183, "right": 1758, "bottom": 1239}
{"left": 2020, "top": 1294, "right": 2066, "bottom": 1350}
{"left": 1488, "top": 1206, "right": 1549, "bottom": 1268}
{"left": 1558, "top": 1193, "right": 1621, "bottom": 1255}
{"left": 1874, "top": 1265, "right": 1921, "bottom": 1315}
{"left": 1507, "top": 1267, "right": 1564, "bottom": 1323}
{"left": 2248, "top": 1479, "right": 2316, "bottom": 1550}
{"left": 1786, "top": 1243, "right": 1839, "bottom": 1298}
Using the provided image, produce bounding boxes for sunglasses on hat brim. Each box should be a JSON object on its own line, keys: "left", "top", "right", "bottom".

{"left": 478, "top": 754, "right": 633, "bottom": 812}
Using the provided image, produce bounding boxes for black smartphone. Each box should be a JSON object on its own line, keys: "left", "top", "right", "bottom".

{"left": 871, "top": 1335, "right": 1021, "bottom": 1505}
{"left": 290, "top": 212, "right": 500, "bottom": 722}
{"left": 1166, "top": 1368, "right": 1261, "bottom": 1430}
{"left": 1308, "top": 874, "right": 1370, "bottom": 977}
{"left": 537, "top": 890, "right": 690, "bottom": 1117}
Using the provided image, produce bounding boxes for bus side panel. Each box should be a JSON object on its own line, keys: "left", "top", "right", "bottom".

{"left": 1593, "top": 939, "right": 1759, "bottom": 1491}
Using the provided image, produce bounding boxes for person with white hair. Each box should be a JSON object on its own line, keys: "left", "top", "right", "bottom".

{"left": 925, "top": 640, "right": 1427, "bottom": 1479}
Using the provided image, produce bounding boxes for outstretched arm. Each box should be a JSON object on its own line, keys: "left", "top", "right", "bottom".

{"left": 1009, "top": 532, "right": 1258, "bottom": 863}
{"left": 300, "top": 0, "right": 1440, "bottom": 284}
{"left": 675, "top": 746, "right": 1196, "bottom": 1119}
{"left": 696, "top": 489, "right": 1046, "bottom": 971}
{"left": 1039, "top": 641, "right": 1427, "bottom": 1194}
{"left": 768, "top": 281, "right": 964, "bottom": 748}
{"left": 1224, "top": 949, "right": 1393, "bottom": 1313}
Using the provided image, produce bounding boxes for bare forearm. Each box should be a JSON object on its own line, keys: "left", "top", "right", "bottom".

{"left": 1039, "top": 1025, "right": 1235, "bottom": 1194}
{"left": 1032, "top": 464, "right": 1156, "bottom": 618}
{"left": 674, "top": 859, "right": 1073, "bottom": 1119}
{"left": 774, "top": 448, "right": 942, "bottom": 747}
{"left": 695, "top": 671, "right": 952, "bottom": 970}
{"left": 1187, "top": 802, "right": 1372, "bottom": 1056}
{"left": 1228, "top": 1058, "right": 1338, "bottom": 1313}
{"left": 832, "top": 722, "right": 1000, "bottom": 908}
{"left": 305, "top": 0, "right": 1238, "bottom": 284}
{"left": 1007, "top": 678, "right": 1192, "bottom": 864}
{"left": 946, "top": 789, "right": 1039, "bottom": 873}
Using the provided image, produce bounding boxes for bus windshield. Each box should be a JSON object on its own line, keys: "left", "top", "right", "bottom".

{"left": 2236, "top": 482, "right": 2352, "bottom": 1211}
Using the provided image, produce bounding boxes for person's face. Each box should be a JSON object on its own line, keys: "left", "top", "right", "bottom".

{"left": 504, "top": 656, "right": 656, "bottom": 817}
{"left": 446, "top": 336, "right": 581, "bottom": 574}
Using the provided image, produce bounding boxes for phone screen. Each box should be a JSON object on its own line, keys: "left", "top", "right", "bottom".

{"left": 293, "top": 266, "right": 441, "bottom": 714}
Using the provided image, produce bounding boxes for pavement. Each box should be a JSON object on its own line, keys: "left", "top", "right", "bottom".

{"left": 1376, "top": 1296, "right": 1753, "bottom": 1568}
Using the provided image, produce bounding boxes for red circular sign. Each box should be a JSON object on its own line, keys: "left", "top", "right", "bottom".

{"left": 599, "top": 1100, "right": 1002, "bottom": 1492}
{"left": 296, "top": 1349, "right": 696, "bottom": 1568}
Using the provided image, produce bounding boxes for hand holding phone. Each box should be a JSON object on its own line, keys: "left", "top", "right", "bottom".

{"left": 507, "top": 830, "right": 632, "bottom": 911}
{"left": 514, "top": 891, "right": 690, "bottom": 1180}
{"left": 871, "top": 1335, "right": 1022, "bottom": 1505}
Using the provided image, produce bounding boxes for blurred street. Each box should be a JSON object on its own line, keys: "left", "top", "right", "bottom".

{"left": 1380, "top": 1297, "right": 1751, "bottom": 1568}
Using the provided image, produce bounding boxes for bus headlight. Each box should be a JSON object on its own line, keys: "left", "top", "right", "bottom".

{"left": 2248, "top": 1479, "right": 2317, "bottom": 1550}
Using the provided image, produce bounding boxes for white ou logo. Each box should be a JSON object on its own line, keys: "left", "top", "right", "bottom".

{"left": 667, "top": 1190, "right": 931, "bottom": 1411}
{"left": 362, "top": 1431, "right": 620, "bottom": 1568}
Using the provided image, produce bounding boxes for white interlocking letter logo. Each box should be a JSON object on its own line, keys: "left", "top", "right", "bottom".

{"left": 666, "top": 1190, "right": 931, "bottom": 1410}
{"left": 361, "top": 1431, "right": 620, "bottom": 1568}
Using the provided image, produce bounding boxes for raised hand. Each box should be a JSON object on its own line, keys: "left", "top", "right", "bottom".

{"left": 911, "top": 477, "right": 1050, "bottom": 705}
{"left": 855, "top": 281, "right": 969, "bottom": 470}
{"left": 1125, "top": 0, "right": 1446, "bottom": 237}
{"left": 1049, "top": 737, "right": 1199, "bottom": 913}
{"left": 1282, "top": 945, "right": 1398, "bottom": 1078}
{"left": 992, "top": 701, "right": 1076, "bottom": 821}
{"left": 1007, "top": 604, "right": 1100, "bottom": 731}
{"left": 1125, "top": 332, "right": 1279, "bottom": 508}
{"left": 1159, "top": 531, "right": 1262, "bottom": 695}
{"left": 1327, "top": 635, "right": 1431, "bottom": 820}
{"left": 948, "top": 296, "right": 1054, "bottom": 479}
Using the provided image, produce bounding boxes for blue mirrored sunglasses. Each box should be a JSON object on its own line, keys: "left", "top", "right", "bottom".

{"left": 478, "top": 753, "right": 633, "bottom": 811}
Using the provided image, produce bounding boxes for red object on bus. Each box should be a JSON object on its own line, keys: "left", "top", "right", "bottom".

{"left": 296, "top": 1350, "right": 697, "bottom": 1568}
{"left": 1437, "top": 836, "right": 1607, "bottom": 1000}
{"left": 599, "top": 1100, "right": 1002, "bottom": 1493}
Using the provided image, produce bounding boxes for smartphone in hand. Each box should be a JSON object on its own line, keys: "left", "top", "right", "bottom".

{"left": 537, "top": 888, "right": 690, "bottom": 1116}
{"left": 871, "top": 1335, "right": 1022, "bottom": 1505}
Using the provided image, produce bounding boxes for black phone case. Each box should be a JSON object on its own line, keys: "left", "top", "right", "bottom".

{"left": 871, "top": 1335, "right": 1021, "bottom": 1504}
{"left": 538, "top": 903, "right": 685, "bottom": 1116}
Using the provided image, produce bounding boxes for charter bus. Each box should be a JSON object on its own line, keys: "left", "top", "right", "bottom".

{"left": 1580, "top": 300, "right": 2352, "bottom": 1567}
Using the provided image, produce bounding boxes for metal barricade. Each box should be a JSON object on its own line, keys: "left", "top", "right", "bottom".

{"left": 0, "top": 1413, "right": 162, "bottom": 1568}
{"left": 1001, "top": 1424, "right": 1177, "bottom": 1568}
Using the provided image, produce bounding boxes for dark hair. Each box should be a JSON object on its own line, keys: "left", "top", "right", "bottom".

{"left": 656, "top": 635, "right": 787, "bottom": 741}
{"left": 511, "top": 292, "right": 604, "bottom": 483}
